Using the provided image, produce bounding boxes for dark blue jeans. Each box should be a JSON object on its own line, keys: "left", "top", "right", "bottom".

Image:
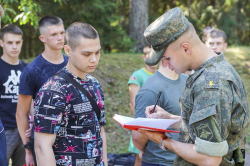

{"left": 0, "top": 118, "right": 8, "bottom": 166}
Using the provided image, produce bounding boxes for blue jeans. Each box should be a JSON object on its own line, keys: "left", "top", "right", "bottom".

{"left": 0, "top": 118, "right": 8, "bottom": 166}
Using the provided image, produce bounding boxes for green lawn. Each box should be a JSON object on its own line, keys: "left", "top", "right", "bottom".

{"left": 19, "top": 46, "right": 250, "bottom": 155}
{"left": 91, "top": 46, "right": 250, "bottom": 153}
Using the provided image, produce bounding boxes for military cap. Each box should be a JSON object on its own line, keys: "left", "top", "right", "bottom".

{"left": 144, "top": 7, "right": 189, "bottom": 66}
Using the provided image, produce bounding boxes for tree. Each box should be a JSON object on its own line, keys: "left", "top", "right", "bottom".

{"left": 129, "top": 0, "right": 149, "bottom": 53}
{"left": 1, "top": 0, "right": 134, "bottom": 57}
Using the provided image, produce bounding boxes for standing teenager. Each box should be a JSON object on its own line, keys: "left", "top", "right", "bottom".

{"left": 0, "top": 24, "right": 26, "bottom": 166}
{"left": 16, "top": 15, "right": 68, "bottom": 166}
{"left": 34, "top": 22, "right": 107, "bottom": 166}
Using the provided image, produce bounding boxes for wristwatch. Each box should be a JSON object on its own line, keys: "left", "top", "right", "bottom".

{"left": 159, "top": 136, "right": 168, "bottom": 151}
{"left": 22, "top": 141, "right": 31, "bottom": 150}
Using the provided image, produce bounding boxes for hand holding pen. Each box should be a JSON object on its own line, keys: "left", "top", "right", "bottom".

{"left": 151, "top": 91, "right": 162, "bottom": 114}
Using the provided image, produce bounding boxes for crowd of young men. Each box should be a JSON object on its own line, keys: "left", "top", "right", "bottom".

{"left": 0, "top": 4, "right": 248, "bottom": 166}
{"left": 0, "top": 10, "right": 107, "bottom": 166}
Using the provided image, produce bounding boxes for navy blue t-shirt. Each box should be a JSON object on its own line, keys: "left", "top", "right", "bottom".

{"left": 19, "top": 54, "right": 68, "bottom": 138}
{"left": 19, "top": 54, "right": 68, "bottom": 99}
{"left": 0, "top": 58, "right": 28, "bottom": 130}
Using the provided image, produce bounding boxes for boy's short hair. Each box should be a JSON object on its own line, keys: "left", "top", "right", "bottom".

{"left": 143, "top": 45, "right": 152, "bottom": 56}
{"left": 0, "top": 24, "right": 23, "bottom": 41}
{"left": 202, "top": 26, "right": 214, "bottom": 34}
{"left": 207, "top": 29, "right": 227, "bottom": 43}
{"left": 39, "top": 15, "right": 63, "bottom": 35}
{"left": 65, "top": 22, "right": 99, "bottom": 51}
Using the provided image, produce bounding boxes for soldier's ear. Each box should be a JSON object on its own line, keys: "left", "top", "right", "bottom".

{"left": 161, "top": 57, "right": 169, "bottom": 68}
{"left": 182, "top": 43, "right": 191, "bottom": 54}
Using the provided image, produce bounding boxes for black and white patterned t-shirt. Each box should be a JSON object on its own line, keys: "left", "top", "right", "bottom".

{"left": 34, "top": 67, "right": 106, "bottom": 166}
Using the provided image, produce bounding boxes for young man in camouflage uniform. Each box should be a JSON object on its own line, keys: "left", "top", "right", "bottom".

{"left": 138, "top": 7, "right": 249, "bottom": 166}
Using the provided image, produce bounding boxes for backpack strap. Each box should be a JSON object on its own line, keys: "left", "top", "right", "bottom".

{"left": 56, "top": 72, "right": 101, "bottom": 121}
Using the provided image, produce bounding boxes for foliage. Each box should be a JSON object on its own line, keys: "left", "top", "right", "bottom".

{"left": 0, "top": 0, "right": 134, "bottom": 58}
{"left": 21, "top": 46, "right": 250, "bottom": 153}
{"left": 148, "top": 0, "right": 250, "bottom": 46}
{"left": 89, "top": 47, "right": 250, "bottom": 152}
{"left": 1, "top": 0, "right": 250, "bottom": 56}
{"left": 1, "top": 0, "right": 63, "bottom": 27}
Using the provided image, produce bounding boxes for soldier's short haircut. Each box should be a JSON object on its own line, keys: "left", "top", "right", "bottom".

{"left": 65, "top": 22, "right": 99, "bottom": 51}
{"left": 207, "top": 29, "right": 227, "bottom": 43}
{"left": 0, "top": 24, "right": 23, "bottom": 41}
{"left": 39, "top": 15, "right": 63, "bottom": 35}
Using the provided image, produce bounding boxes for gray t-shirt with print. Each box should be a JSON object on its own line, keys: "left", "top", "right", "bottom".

{"left": 135, "top": 70, "right": 188, "bottom": 166}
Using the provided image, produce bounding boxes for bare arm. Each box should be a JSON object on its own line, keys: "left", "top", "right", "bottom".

{"left": 16, "top": 94, "right": 32, "bottom": 144}
{"left": 100, "top": 126, "right": 108, "bottom": 166}
{"left": 132, "top": 130, "right": 148, "bottom": 152}
{"left": 29, "top": 99, "right": 34, "bottom": 120}
{"left": 16, "top": 94, "right": 34, "bottom": 165}
{"left": 34, "top": 132, "right": 56, "bottom": 166}
{"left": 167, "top": 139, "right": 221, "bottom": 166}
{"left": 128, "top": 84, "right": 140, "bottom": 116}
{"left": 138, "top": 130, "right": 222, "bottom": 166}
{"left": 25, "top": 100, "right": 34, "bottom": 138}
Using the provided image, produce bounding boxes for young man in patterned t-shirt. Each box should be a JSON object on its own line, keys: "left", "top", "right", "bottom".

{"left": 34, "top": 22, "right": 107, "bottom": 166}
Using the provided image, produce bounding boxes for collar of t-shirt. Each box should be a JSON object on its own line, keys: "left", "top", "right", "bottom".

{"left": 61, "top": 67, "right": 90, "bottom": 85}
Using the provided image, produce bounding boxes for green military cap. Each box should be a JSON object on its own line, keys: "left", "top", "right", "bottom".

{"left": 144, "top": 7, "right": 189, "bottom": 66}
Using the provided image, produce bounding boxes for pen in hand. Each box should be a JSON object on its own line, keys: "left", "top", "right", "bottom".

{"left": 151, "top": 91, "right": 162, "bottom": 114}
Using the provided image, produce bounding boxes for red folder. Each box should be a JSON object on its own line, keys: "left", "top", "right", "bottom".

{"left": 112, "top": 114, "right": 180, "bottom": 133}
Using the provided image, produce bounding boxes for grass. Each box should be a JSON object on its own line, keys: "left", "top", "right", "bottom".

{"left": 19, "top": 46, "right": 250, "bottom": 156}
{"left": 91, "top": 47, "right": 250, "bottom": 153}
{"left": 91, "top": 53, "right": 144, "bottom": 153}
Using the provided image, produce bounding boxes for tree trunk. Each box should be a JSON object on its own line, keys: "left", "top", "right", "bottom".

{"left": 188, "top": 0, "right": 191, "bottom": 17}
{"left": 129, "top": 0, "right": 149, "bottom": 53}
{"left": 236, "top": 0, "right": 243, "bottom": 45}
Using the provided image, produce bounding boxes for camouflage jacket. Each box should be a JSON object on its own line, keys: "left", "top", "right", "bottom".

{"left": 174, "top": 53, "right": 249, "bottom": 166}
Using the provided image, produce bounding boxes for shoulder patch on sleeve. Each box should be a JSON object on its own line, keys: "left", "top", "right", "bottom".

{"left": 205, "top": 73, "right": 219, "bottom": 90}
{"left": 193, "top": 116, "right": 222, "bottom": 142}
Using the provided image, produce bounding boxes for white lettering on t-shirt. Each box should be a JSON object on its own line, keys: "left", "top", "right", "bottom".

{"left": 44, "top": 117, "right": 57, "bottom": 120}
{"left": 73, "top": 102, "right": 92, "bottom": 113}
{"left": 76, "top": 158, "right": 96, "bottom": 166}
{"left": 71, "top": 126, "right": 83, "bottom": 129}
{"left": 43, "top": 105, "right": 56, "bottom": 109}
{"left": 3, "top": 70, "right": 21, "bottom": 95}
{"left": 58, "top": 127, "right": 67, "bottom": 136}
{"left": 55, "top": 155, "right": 72, "bottom": 165}
{"left": 0, "top": 95, "right": 13, "bottom": 99}
{"left": 11, "top": 99, "right": 18, "bottom": 103}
